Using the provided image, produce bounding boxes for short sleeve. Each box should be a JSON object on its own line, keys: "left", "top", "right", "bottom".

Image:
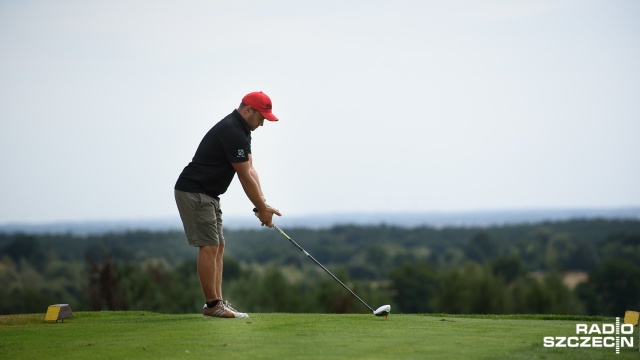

{"left": 219, "top": 130, "right": 250, "bottom": 163}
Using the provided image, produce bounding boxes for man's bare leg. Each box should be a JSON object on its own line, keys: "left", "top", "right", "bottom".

{"left": 214, "top": 243, "right": 224, "bottom": 300}
{"left": 198, "top": 245, "right": 219, "bottom": 302}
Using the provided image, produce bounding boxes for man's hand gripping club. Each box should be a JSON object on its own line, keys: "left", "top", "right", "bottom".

{"left": 253, "top": 205, "right": 282, "bottom": 227}
{"left": 255, "top": 205, "right": 281, "bottom": 228}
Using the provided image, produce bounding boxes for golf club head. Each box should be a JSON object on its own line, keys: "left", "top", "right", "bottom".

{"left": 373, "top": 304, "right": 391, "bottom": 317}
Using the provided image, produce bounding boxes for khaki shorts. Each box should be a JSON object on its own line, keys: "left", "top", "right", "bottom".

{"left": 174, "top": 190, "right": 225, "bottom": 246}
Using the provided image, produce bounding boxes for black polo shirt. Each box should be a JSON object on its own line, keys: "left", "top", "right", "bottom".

{"left": 175, "top": 110, "right": 251, "bottom": 199}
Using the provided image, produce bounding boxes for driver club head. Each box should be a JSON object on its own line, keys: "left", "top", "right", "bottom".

{"left": 373, "top": 304, "right": 391, "bottom": 318}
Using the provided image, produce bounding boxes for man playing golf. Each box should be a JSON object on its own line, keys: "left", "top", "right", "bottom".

{"left": 174, "top": 91, "right": 282, "bottom": 318}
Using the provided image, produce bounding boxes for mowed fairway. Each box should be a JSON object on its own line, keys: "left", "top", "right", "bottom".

{"left": 0, "top": 312, "right": 637, "bottom": 359}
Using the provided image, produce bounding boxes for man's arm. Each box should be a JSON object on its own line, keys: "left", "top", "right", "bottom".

{"left": 231, "top": 157, "right": 281, "bottom": 227}
{"left": 248, "top": 154, "right": 265, "bottom": 202}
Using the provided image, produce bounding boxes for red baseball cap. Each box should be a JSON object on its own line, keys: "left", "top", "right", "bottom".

{"left": 242, "top": 91, "right": 278, "bottom": 121}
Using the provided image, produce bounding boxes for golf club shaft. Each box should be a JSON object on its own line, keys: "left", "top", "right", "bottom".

{"left": 271, "top": 224, "right": 375, "bottom": 313}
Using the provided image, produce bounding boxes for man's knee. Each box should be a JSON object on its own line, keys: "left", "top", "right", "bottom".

{"left": 200, "top": 244, "right": 224, "bottom": 255}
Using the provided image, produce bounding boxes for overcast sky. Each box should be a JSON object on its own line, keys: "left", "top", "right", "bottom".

{"left": 1, "top": 0, "right": 639, "bottom": 224}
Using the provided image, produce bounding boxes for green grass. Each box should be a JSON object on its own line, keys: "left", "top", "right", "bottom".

{"left": 1, "top": 312, "right": 637, "bottom": 359}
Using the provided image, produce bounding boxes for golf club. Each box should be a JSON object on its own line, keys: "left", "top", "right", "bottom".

{"left": 253, "top": 208, "right": 391, "bottom": 319}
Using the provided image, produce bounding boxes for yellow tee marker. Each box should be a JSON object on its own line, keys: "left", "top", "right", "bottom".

{"left": 44, "top": 304, "right": 73, "bottom": 322}
{"left": 624, "top": 310, "right": 639, "bottom": 326}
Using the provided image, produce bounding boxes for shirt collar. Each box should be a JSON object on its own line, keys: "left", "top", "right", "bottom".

{"left": 232, "top": 109, "right": 251, "bottom": 135}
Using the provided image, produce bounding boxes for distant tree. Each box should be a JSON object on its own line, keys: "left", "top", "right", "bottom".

{"left": 347, "top": 263, "right": 378, "bottom": 280}
{"left": 1, "top": 234, "right": 46, "bottom": 270}
{"left": 222, "top": 256, "right": 242, "bottom": 281}
{"left": 389, "top": 261, "right": 439, "bottom": 313}
{"left": 490, "top": 256, "right": 526, "bottom": 284}
{"left": 312, "top": 269, "right": 359, "bottom": 314}
{"left": 510, "top": 273, "right": 580, "bottom": 314}
{"left": 435, "top": 263, "right": 508, "bottom": 314}
{"left": 600, "top": 232, "right": 640, "bottom": 263}
{"left": 366, "top": 244, "right": 390, "bottom": 269}
{"left": 463, "top": 232, "right": 503, "bottom": 263}
{"left": 563, "top": 241, "right": 598, "bottom": 271}
{"left": 86, "top": 257, "right": 124, "bottom": 311}
{"left": 542, "top": 273, "right": 583, "bottom": 314}
{"left": 577, "top": 259, "right": 640, "bottom": 316}
{"left": 225, "top": 265, "right": 318, "bottom": 313}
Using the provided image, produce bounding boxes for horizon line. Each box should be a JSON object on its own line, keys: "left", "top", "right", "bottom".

{"left": 1, "top": 207, "right": 639, "bottom": 235}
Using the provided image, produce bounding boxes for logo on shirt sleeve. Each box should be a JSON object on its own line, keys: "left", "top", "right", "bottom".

{"left": 237, "top": 149, "right": 245, "bottom": 157}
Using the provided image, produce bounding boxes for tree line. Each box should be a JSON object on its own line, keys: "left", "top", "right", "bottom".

{"left": 0, "top": 219, "right": 638, "bottom": 316}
